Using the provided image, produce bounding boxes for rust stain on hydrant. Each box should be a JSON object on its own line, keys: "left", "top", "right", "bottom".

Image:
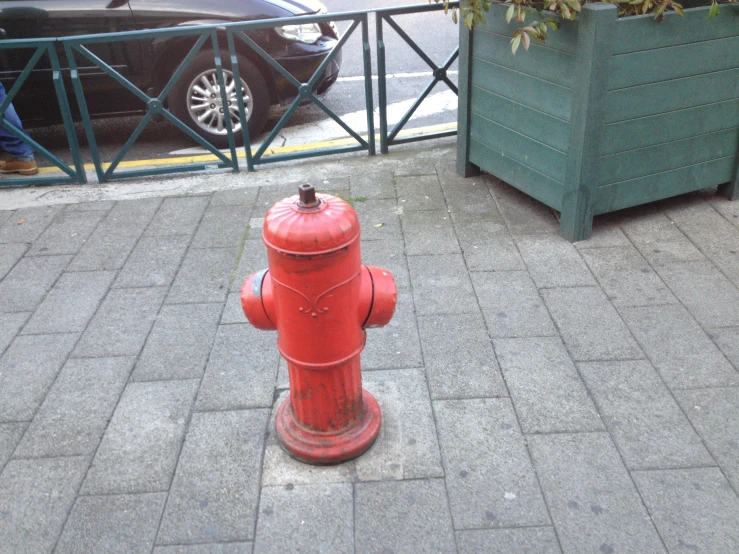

{"left": 241, "top": 184, "right": 397, "bottom": 465}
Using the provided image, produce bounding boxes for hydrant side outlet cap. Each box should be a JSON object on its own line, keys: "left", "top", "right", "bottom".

{"left": 263, "top": 191, "right": 360, "bottom": 256}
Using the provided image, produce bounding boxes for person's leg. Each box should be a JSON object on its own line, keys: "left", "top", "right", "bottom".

{"left": 0, "top": 81, "right": 36, "bottom": 163}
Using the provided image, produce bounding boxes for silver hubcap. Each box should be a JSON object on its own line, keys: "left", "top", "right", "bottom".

{"left": 186, "top": 69, "right": 252, "bottom": 135}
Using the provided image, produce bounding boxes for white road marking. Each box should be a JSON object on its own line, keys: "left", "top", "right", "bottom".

{"left": 168, "top": 88, "right": 457, "bottom": 156}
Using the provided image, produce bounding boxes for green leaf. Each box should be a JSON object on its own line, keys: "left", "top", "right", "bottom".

{"left": 511, "top": 34, "right": 522, "bottom": 54}
{"left": 708, "top": 0, "right": 720, "bottom": 18}
{"left": 506, "top": 3, "right": 516, "bottom": 22}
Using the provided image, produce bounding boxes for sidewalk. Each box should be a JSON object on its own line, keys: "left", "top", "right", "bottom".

{"left": 1, "top": 141, "right": 739, "bottom": 553}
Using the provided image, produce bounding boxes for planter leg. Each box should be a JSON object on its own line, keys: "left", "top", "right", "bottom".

{"left": 719, "top": 180, "right": 738, "bottom": 201}
{"left": 560, "top": 195, "right": 594, "bottom": 242}
{"left": 457, "top": 159, "right": 480, "bottom": 178}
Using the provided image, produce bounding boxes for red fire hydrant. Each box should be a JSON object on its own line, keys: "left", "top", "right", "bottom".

{"left": 242, "top": 184, "right": 397, "bottom": 464}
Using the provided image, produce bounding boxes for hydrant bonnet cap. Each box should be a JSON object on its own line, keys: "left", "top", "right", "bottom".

{"left": 262, "top": 185, "right": 361, "bottom": 256}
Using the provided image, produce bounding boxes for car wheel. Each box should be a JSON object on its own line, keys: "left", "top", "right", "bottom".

{"left": 170, "top": 49, "right": 270, "bottom": 149}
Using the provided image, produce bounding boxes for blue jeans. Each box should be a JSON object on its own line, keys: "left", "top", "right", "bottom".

{"left": 0, "top": 81, "right": 34, "bottom": 161}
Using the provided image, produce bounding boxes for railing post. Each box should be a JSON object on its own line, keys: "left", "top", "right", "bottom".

{"left": 227, "top": 29, "right": 254, "bottom": 172}
{"left": 362, "top": 14, "right": 376, "bottom": 156}
{"left": 560, "top": 3, "right": 617, "bottom": 241}
{"left": 210, "top": 30, "right": 239, "bottom": 172}
{"left": 376, "top": 14, "right": 389, "bottom": 154}
{"left": 456, "top": 22, "right": 479, "bottom": 178}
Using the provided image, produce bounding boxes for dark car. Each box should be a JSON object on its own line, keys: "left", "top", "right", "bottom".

{"left": 0, "top": 0, "right": 341, "bottom": 147}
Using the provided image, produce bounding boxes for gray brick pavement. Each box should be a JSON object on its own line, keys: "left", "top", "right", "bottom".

{"left": 1, "top": 150, "right": 739, "bottom": 552}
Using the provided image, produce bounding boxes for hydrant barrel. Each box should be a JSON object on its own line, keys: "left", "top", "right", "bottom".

{"left": 241, "top": 184, "right": 397, "bottom": 464}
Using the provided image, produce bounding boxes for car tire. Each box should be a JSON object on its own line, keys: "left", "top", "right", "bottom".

{"left": 169, "top": 49, "right": 270, "bottom": 149}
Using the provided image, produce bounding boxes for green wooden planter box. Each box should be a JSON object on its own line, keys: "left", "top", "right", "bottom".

{"left": 457, "top": 3, "right": 739, "bottom": 240}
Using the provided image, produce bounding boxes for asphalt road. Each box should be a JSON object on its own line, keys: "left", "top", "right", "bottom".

{"left": 29, "top": 0, "right": 460, "bottom": 170}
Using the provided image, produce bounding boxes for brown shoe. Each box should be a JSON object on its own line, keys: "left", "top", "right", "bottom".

{"left": 0, "top": 157, "right": 38, "bottom": 176}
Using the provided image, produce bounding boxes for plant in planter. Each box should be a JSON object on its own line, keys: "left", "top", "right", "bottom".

{"left": 443, "top": 0, "right": 739, "bottom": 240}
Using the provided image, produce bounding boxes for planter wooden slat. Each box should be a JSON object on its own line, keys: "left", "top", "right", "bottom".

{"left": 609, "top": 36, "right": 739, "bottom": 89}
{"left": 597, "top": 128, "right": 738, "bottom": 186}
{"left": 470, "top": 139, "right": 565, "bottom": 210}
{"left": 459, "top": 3, "right": 739, "bottom": 240}
{"left": 471, "top": 113, "right": 569, "bottom": 182}
{"left": 471, "top": 87, "right": 572, "bottom": 152}
{"left": 472, "top": 58, "right": 574, "bottom": 120}
{"left": 594, "top": 156, "right": 736, "bottom": 214}
{"left": 605, "top": 68, "right": 739, "bottom": 122}
{"left": 473, "top": 28, "right": 576, "bottom": 88}
{"left": 613, "top": 6, "right": 739, "bottom": 53}
{"left": 602, "top": 99, "right": 739, "bottom": 154}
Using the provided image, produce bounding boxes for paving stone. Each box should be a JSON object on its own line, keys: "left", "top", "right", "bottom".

{"left": 105, "top": 197, "right": 163, "bottom": 227}
{"left": 22, "top": 270, "right": 116, "bottom": 334}
{"left": 191, "top": 203, "right": 251, "bottom": 249}
{"left": 400, "top": 210, "right": 460, "bottom": 255}
{"left": 0, "top": 242, "right": 27, "bottom": 280}
{"left": 360, "top": 238, "right": 410, "bottom": 290}
{"left": 246, "top": 216, "right": 263, "bottom": 238}
{"left": 632, "top": 468, "right": 739, "bottom": 553}
{"left": 230, "top": 239, "right": 268, "bottom": 291}
{"left": 68, "top": 222, "right": 146, "bottom": 271}
{"left": 354, "top": 479, "right": 456, "bottom": 554}
{"left": 0, "top": 205, "right": 62, "bottom": 244}
{"left": 65, "top": 200, "right": 116, "bottom": 212}
{"left": 56, "top": 493, "right": 167, "bottom": 554}
{"left": 621, "top": 304, "right": 739, "bottom": 389}
{"left": 350, "top": 169, "right": 395, "bottom": 199}
{"left": 529, "top": 433, "right": 665, "bottom": 554}
{"left": 74, "top": 287, "right": 167, "bottom": 358}
{"left": 114, "top": 235, "right": 191, "bottom": 288}
{"left": 407, "top": 254, "right": 477, "bottom": 315}
{"left": 14, "top": 357, "right": 133, "bottom": 458}
{"left": 581, "top": 246, "right": 677, "bottom": 307}
{"left": 362, "top": 290, "right": 422, "bottom": 370}
{"left": 81, "top": 379, "right": 199, "bottom": 495}
{"left": 0, "top": 456, "right": 88, "bottom": 554}
{"left": 419, "top": 312, "right": 507, "bottom": 399}
{"left": 0, "top": 254, "right": 71, "bottom": 313}
{"left": 579, "top": 360, "right": 712, "bottom": 470}
{"left": 435, "top": 398, "right": 550, "bottom": 529}
{"left": 574, "top": 222, "right": 630, "bottom": 250}
{"left": 253, "top": 183, "right": 306, "bottom": 217}
{"left": 211, "top": 186, "right": 259, "bottom": 206}
{"left": 655, "top": 261, "right": 739, "bottom": 328}
{"left": 156, "top": 409, "right": 269, "bottom": 545}
{"left": 0, "top": 209, "right": 11, "bottom": 227}
{"left": 709, "top": 326, "right": 739, "bottom": 370}
{"left": 221, "top": 292, "right": 245, "bottom": 324}
{"left": 355, "top": 198, "right": 403, "bottom": 241}
{"left": 455, "top": 221, "right": 526, "bottom": 271}
{"left": 515, "top": 234, "right": 596, "bottom": 288}
{"left": 132, "top": 303, "right": 221, "bottom": 381}
{"left": 621, "top": 212, "right": 705, "bottom": 266}
{"left": 676, "top": 388, "right": 739, "bottom": 491}
{"left": 456, "top": 527, "right": 562, "bottom": 554}
{"left": 0, "top": 312, "right": 30, "bottom": 354}
{"left": 254, "top": 484, "right": 353, "bottom": 554}
{"left": 0, "top": 333, "right": 78, "bottom": 422}
{"left": 472, "top": 271, "right": 556, "bottom": 338}
{"left": 262, "top": 369, "right": 443, "bottom": 485}
{"left": 0, "top": 422, "right": 25, "bottom": 468}
{"left": 443, "top": 178, "right": 503, "bottom": 224}
{"left": 542, "top": 287, "right": 642, "bottom": 361}
{"left": 27, "top": 209, "right": 106, "bottom": 256}
{"left": 396, "top": 174, "right": 445, "bottom": 211}
{"left": 495, "top": 337, "right": 603, "bottom": 433}
{"left": 195, "top": 324, "right": 279, "bottom": 411}
{"left": 167, "top": 247, "right": 238, "bottom": 304}
{"left": 145, "top": 196, "right": 210, "bottom": 236}
{"left": 155, "top": 544, "right": 252, "bottom": 554}
{"left": 667, "top": 202, "right": 739, "bottom": 287}
{"left": 487, "top": 177, "right": 558, "bottom": 234}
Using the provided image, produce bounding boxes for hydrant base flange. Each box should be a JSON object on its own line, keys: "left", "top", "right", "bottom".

{"left": 275, "top": 389, "right": 382, "bottom": 465}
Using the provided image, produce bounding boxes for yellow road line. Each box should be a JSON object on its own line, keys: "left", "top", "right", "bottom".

{"left": 37, "top": 122, "right": 457, "bottom": 175}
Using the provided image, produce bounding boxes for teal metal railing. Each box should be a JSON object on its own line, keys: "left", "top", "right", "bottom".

{"left": 376, "top": 2, "right": 459, "bottom": 154}
{"left": 0, "top": 39, "right": 85, "bottom": 186}
{"left": 0, "top": 4, "right": 456, "bottom": 188}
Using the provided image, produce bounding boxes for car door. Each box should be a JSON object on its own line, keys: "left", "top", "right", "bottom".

{"left": 0, "top": 0, "right": 139, "bottom": 123}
